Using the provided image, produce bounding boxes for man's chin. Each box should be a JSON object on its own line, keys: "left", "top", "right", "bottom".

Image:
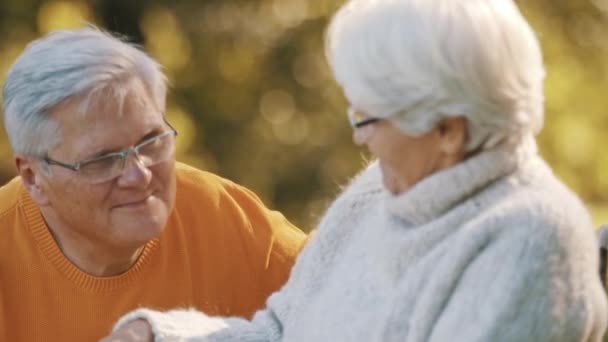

{"left": 113, "top": 212, "right": 168, "bottom": 241}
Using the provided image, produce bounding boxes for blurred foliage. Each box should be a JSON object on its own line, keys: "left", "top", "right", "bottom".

{"left": 0, "top": 0, "right": 608, "bottom": 230}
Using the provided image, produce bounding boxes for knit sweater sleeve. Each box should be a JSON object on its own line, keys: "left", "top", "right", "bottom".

{"left": 407, "top": 212, "right": 608, "bottom": 342}
{"left": 112, "top": 223, "right": 335, "bottom": 342}
{"left": 111, "top": 205, "right": 332, "bottom": 341}
{"left": 112, "top": 231, "right": 323, "bottom": 342}
{"left": 113, "top": 247, "right": 308, "bottom": 341}
{"left": 113, "top": 304, "right": 282, "bottom": 341}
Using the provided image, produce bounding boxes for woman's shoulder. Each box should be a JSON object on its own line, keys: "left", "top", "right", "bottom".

{"left": 512, "top": 156, "right": 590, "bottom": 228}
{"left": 320, "top": 161, "right": 384, "bottom": 221}
{"left": 337, "top": 161, "right": 385, "bottom": 203}
{"left": 303, "top": 162, "right": 386, "bottom": 252}
{"left": 473, "top": 157, "right": 595, "bottom": 251}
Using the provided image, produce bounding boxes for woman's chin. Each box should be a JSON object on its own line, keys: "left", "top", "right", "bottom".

{"left": 381, "top": 174, "right": 405, "bottom": 194}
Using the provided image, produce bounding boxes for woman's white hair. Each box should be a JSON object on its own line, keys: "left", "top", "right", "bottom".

{"left": 2, "top": 26, "right": 167, "bottom": 156}
{"left": 326, "top": 0, "right": 545, "bottom": 152}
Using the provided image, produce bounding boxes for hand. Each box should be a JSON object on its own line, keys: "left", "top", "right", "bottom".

{"left": 99, "top": 319, "right": 153, "bottom": 342}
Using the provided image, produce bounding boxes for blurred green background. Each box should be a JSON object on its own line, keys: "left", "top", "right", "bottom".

{"left": 1, "top": 0, "right": 607, "bottom": 231}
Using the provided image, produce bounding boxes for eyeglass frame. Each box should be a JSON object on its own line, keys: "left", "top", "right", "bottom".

{"left": 347, "top": 107, "right": 382, "bottom": 129}
{"left": 40, "top": 116, "right": 178, "bottom": 180}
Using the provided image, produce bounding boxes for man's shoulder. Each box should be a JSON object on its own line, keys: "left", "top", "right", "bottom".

{"left": 174, "top": 162, "right": 237, "bottom": 198}
{"left": 173, "top": 161, "right": 260, "bottom": 215}
{"left": 0, "top": 176, "right": 23, "bottom": 218}
{"left": 0, "top": 177, "right": 24, "bottom": 255}
{"left": 170, "top": 161, "right": 303, "bottom": 240}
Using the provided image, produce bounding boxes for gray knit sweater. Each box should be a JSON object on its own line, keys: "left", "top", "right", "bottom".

{"left": 116, "top": 137, "right": 608, "bottom": 341}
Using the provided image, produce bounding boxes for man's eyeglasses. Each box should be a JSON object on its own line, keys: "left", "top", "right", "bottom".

{"left": 42, "top": 118, "right": 178, "bottom": 184}
{"left": 347, "top": 107, "right": 382, "bottom": 129}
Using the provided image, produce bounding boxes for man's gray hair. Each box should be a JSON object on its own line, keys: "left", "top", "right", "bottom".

{"left": 2, "top": 26, "right": 167, "bottom": 156}
{"left": 326, "top": 0, "right": 545, "bottom": 152}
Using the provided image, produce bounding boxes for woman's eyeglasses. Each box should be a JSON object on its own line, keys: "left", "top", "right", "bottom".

{"left": 347, "top": 108, "right": 382, "bottom": 129}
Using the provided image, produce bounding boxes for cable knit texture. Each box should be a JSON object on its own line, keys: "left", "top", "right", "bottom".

{"left": 116, "top": 136, "right": 608, "bottom": 341}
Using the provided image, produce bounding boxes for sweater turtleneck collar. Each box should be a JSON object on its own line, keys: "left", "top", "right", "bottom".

{"left": 384, "top": 135, "right": 538, "bottom": 225}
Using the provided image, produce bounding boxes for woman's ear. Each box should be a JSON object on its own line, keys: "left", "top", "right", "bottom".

{"left": 15, "top": 155, "right": 50, "bottom": 206}
{"left": 437, "top": 117, "right": 467, "bottom": 158}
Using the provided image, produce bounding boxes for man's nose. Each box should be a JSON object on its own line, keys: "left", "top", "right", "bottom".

{"left": 116, "top": 153, "right": 152, "bottom": 187}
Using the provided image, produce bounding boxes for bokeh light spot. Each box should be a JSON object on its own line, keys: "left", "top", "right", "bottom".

{"left": 37, "top": 1, "right": 92, "bottom": 34}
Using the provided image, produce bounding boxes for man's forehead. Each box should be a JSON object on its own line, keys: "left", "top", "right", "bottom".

{"left": 44, "top": 78, "right": 165, "bottom": 155}
{"left": 51, "top": 98, "right": 162, "bottom": 132}
{"left": 87, "top": 81, "right": 156, "bottom": 116}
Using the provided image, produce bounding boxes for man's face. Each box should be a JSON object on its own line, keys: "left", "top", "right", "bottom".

{"left": 34, "top": 81, "right": 176, "bottom": 251}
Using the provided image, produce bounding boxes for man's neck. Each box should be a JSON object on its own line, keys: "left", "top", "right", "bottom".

{"left": 40, "top": 208, "right": 144, "bottom": 277}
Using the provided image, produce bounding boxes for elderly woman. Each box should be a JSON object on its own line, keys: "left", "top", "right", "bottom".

{"left": 104, "top": 0, "right": 607, "bottom": 340}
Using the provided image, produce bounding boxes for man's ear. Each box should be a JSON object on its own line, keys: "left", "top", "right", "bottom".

{"left": 15, "top": 155, "right": 50, "bottom": 206}
{"left": 437, "top": 116, "right": 467, "bottom": 157}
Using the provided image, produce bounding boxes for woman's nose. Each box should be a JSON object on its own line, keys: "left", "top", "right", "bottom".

{"left": 353, "top": 127, "right": 369, "bottom": 146}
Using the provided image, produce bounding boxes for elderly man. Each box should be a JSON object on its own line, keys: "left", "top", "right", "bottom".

{"left": 0, "top": 27, "right": 305, "bottom": 341}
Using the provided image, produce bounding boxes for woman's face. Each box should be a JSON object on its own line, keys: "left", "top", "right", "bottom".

{"left": 351, "top": 110, "right": 466, "bottom": 194}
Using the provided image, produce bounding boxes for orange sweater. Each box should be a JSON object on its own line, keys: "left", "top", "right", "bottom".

{"left": 0, "top": 162, "right": 305, "bottom": 341}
